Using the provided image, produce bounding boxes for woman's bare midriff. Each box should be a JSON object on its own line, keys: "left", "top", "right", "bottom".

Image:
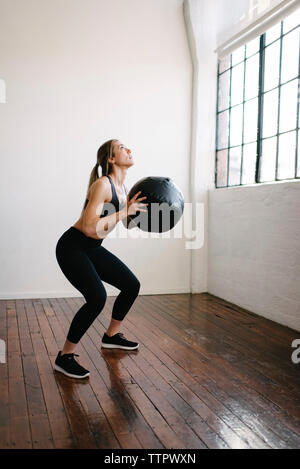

{"left": 72, "top": 187, "right": 91, "bottom": 234}
{"left": 72, "top": 219, "right": 84, "bottom": 232}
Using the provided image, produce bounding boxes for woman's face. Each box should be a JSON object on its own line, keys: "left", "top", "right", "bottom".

{"left": 112, "top": 141, "right": 134, "bottom": 168}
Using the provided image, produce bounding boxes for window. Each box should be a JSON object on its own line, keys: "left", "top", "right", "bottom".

{"left": 215, "top": 8, "right": 300, "bottom": 188}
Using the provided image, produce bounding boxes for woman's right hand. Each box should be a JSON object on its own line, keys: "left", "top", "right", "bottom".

{"left": 125, "top": 191, "right": 148, "bottom": 216}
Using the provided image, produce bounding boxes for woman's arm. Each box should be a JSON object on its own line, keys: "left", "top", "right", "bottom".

{"left": 82, "top": 178, "right": 128, "bottom": 239}
{"left": 121, "top": 185, "right": 136, "bottom": 230}
{"left": 82, "top": 179, "right": 147, "bottom": 239}
{"left": 122, "top": 215, "right": 136, "bottom": 230}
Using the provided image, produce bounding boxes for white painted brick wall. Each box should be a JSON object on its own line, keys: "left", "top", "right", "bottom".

{"left": 208, "top": 180, "right": 300, "bottom": 332}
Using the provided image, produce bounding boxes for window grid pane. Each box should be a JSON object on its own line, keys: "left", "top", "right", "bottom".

{"left": 215, "top": 8, "right": 300, "bottom": 188}
{"left": 264, "top": 40, "right": 280, "bottom": 92}
{"left": 277, "top": 130, "right": 297, "bottom": 179}
{"left": 265, "top": 23, "right": 281, "bottom": 45}
{"left": 283, "top": 8, "right": 300, "bottom": 34}
{"left": 275, "top": 23, "right": 283, "bottom": 181}
{"left": 244, "top": 98, "right": 258, "bottom": 143}
{"left": 231, "top": 62, "right": 244, "bottom": 106}
{"left": 241, "top": 142, "right": 257, "bottom": 185}
{"left": 216, "top": 150, "right": 228, "bottom": 187}
{"left": 281, "top": 27, "right": 300, "bottom": 84}
{"left": 228, "top": 146, "right": 242, "bottom": 186}
{"left": 245, "top": 53, "right": 259, "bottom": 100}
{"left": 218, "top": 69, "right": 230, "bottom": 112}
{"left": 259, "top": 137, "right": 277, "bottom": 182}
{"left": 262, "top": 88, "right": 279, "bottom": 138}
{"left": 279, "top": 79, "right": 298, "bottom": 133}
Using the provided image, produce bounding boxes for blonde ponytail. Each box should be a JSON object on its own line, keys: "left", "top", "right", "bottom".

{"left": 82, "top": 139, "right": 117, "bottom": 210}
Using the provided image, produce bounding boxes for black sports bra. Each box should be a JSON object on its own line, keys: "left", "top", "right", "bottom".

{"left": 83, "top": 175, "right": 127, "bottom": 218}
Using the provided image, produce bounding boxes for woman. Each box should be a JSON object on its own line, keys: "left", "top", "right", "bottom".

{"left": 54, "top": 139, "right": 148, "bottom": 378}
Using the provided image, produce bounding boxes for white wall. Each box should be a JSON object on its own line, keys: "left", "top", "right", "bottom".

{"left": 209, "top": 181, "right": 300, "bottom": 332}
{"left": 186, "top": 0, "right": 300, "bottom": 332}
{"left": 0, "top": 0, "right": 191, "bottom": 299}
{"left": 183, "top": 0, "right": 218, "bottom": 293}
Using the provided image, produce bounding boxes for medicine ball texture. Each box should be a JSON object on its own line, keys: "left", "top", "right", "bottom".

{"left": 128, "top": 176, "right": 184, "bottom": 233}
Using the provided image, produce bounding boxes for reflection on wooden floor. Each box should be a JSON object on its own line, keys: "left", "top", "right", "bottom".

{"left": 1, "top": 293, "right": 300, "bottom": 449}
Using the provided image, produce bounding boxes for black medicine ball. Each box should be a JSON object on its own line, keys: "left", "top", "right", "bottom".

{"left": 128, "top": 176, "right": 184, "bottom": 233}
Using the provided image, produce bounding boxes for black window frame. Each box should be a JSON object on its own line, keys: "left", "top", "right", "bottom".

{"left": 215, "top": 17, "right": 300, "bottom": 188}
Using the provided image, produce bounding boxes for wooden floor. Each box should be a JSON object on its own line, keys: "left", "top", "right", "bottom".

{"left": 0, "top": 293, "right": 300, "bottom": 449}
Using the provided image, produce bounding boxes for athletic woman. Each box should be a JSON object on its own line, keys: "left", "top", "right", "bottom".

{"left": 54, "top": 139, "right": 148, "bottom": 378}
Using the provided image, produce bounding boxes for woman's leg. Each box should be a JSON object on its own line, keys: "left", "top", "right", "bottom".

{"left": 87, "top": 245, "right": 141, "bottom": 334}
{"left": 105, "top": 318, "right": 122, "bottom": 337}
{"left": 56, "top": 244, "right": 107, "bottom": 351}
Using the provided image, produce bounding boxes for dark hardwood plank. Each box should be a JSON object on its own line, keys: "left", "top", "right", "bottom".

{"left": 7, "top": 300, "right": 32, "bottom": 449}
{"left": 120, "top": 299, "right": 281, "bottom": 448}
{"left": 61, "top": 296, "right": 170, "bottom": 449}
{"left": 168, "top": 294, "right": 300, "bottom": 386}
{"left": 0, "top": 300, "right": 9, "bottom": 449}
{"left": 204, "top": 293, "right": 299, "bottom": 346}
{"left": 71, "top": 297, "right": 252, "bottom": 449}
{"left": 32, "top": 298, "right": 101, "bottom": 449}
{"left": 125, "top": 335, "right": 270, "bottom": 449}
{"left": 147, "top": 294, "right": 300, "bottom": 424}
{"left": 136, "top": 295, "right": 300, "bottom": 448}
{"left": 78, "top": 295, "right": 286, "bottom": 448}
{"left": 50, "top": 297, "right": 146, "bottom": 449}
{"left": 41, "top": 299, "right": 120, "bottom": 449}
{"left": 23, "top": 299, "right": 75, "bottom": 449}
{"left": 40, "top": 298, "right": 121, "bottom": 449}
{"left": 68, "top": 296, "right": 195, "bottom": 449}
{"left": 1, "top": 293, "right": 300, "bottom": 450}
{"left": 69, "top": 298, "right": 226, "bottom": 449}
{"left": 69, "top": 298, "right": 208, "bottom": 449}
{"left": 92, "top": 294, "right": 292, "bottom": 448}
{"left": 16, "top": 299, "right": 54, "bottom": 449}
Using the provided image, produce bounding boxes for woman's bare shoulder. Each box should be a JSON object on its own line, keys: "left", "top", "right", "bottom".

{"left": 90, "top": 175, "right": 110, "bottom": 191}
{"left": 89, "top": 176, "right": 111, "bottom": 201}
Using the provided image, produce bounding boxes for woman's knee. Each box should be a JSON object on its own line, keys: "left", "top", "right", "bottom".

{"left": 129, "top": 277, "right": 141, "bottom": 297}
{"left": 87, "top": 290, "right": 107, "bottom": 312}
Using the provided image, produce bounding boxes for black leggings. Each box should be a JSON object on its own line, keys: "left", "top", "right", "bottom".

{"left": 55, "top": 227, "right": 140, "bottom": 344}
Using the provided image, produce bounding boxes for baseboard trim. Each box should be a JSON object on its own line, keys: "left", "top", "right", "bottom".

{"left": 0, "top": 286, "right": 191, "bottom": 300}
